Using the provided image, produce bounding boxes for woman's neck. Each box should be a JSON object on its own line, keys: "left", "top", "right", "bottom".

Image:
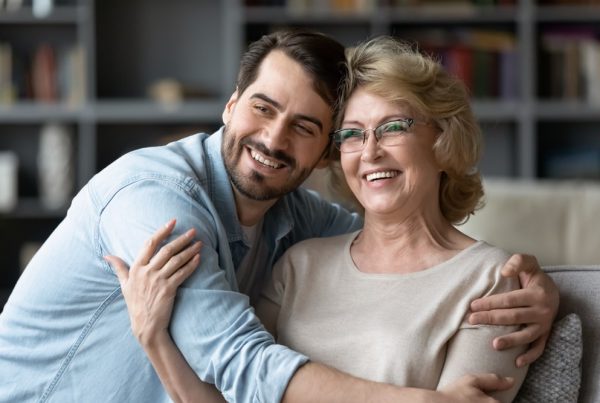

{"left": 351, "top": 209, "right": 474, "bottom": 274}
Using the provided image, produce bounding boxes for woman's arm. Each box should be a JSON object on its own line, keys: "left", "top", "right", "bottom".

{"left": 105, "top": 219, "right": 225, "bottom": 403}
{"left": 437, "top": 325, "right": 527, "bottom": 403}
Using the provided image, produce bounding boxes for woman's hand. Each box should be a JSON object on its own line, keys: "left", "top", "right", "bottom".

{"left": 437, "top": 373, "right": 514, "bottom": 403}
{"left": 468, "top": 253, "right": 559, "bottom": 367}
{"left": 104, "top": 219, "right": 202, "bottom": 347}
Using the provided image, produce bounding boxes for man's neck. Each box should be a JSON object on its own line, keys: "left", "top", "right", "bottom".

{"left": 231, "top": 185, "right": 278, "bottom": 227}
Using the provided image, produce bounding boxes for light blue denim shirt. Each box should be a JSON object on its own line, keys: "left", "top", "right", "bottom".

{"left": 0, "top": 128, "right": 362, "bottom": 403}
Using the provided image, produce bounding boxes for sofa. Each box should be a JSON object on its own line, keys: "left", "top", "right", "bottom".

{"left": 543, "top": 266, "right": 599, "bottom": 402}
{"left": 303, "top": 173, "right": 599, "bottom": 401}
{"left": 458, "top": 179, "right": 599, "bottom": 401}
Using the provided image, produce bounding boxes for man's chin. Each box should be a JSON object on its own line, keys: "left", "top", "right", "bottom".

{"left": 230, "top": 175, "right": 285, "bottom": 202}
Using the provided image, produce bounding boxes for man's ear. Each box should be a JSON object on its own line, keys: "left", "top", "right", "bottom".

{"left": 222, "top": 89, "right": 239, "bottom": 124}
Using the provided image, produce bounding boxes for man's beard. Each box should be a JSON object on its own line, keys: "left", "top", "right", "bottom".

{"left": 222, "top": 125, "right": 313, "bottom": 201}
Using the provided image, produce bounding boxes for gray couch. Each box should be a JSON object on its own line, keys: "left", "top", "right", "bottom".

{"left": 544, "top": 266, "right": 600, "bottom": 402}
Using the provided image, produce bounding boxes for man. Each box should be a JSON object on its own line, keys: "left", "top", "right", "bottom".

{"left": 0, "top": 30, "right": 557, "bottom": 402}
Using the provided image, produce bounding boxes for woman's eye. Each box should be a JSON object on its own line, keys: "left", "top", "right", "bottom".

{"left": 384, "top": 122, "right": 408, "bottom": 133}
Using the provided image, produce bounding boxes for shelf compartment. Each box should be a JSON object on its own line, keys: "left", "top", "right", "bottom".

{"left": 91, "top": 99, "right": 224, "bottom": 123}
{"left": 0, "top": 123, "right": 79, "bottom": 202}
{"left": 95, "top": 0, "right": 225, "bottom": 100}
{"left": 0, "top": 102, "right": 83, "bottom": 122}
{"left": 537, "top": 121, "right": 600, "bottom": 179}
{"left": 0, "top": 5, "right": 80, "bottom": 25}
{"left": 479, "top": 121, "right": 519, "bottom": 178}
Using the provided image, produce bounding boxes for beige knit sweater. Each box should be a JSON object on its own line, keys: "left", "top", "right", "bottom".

{"left": 261, "top": 231, "right": 528, "bottom": 402}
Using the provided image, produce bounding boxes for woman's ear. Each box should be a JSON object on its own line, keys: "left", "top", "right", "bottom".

{"left": 222, "top": 90, "right": 239, "bottom": 124}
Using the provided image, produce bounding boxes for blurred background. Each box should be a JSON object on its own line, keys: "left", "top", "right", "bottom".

{"left": 1, "top": 0, "right": 600, "bottom": 307}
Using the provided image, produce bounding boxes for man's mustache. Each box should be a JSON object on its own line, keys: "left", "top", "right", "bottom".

{"left": 240, "top": 138, "right": 297, "bottom": 169}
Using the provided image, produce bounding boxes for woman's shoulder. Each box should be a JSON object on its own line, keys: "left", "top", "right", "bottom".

{"left": 285, "top": 231, "right": 358, "bottom": 259}
{"left": 467, "top": 241, "right": 512, "bottom": 264}
{"left": 462, "top": 241, "right": 519, "bottom": 293}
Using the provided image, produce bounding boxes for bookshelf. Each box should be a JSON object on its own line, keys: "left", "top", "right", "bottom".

{"left": 1, "top": 0, "right": 600, "bottom": 308}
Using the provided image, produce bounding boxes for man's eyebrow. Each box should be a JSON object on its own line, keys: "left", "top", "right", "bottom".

{"left": 250, "top": 93, "right": 324, "bottom": 132}
{"left": 250, "top": 93, "right": 283, "bottom": 111}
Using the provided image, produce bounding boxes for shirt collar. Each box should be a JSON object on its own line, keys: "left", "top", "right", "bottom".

{"left": 205, "top": 126, "right": 295, "bottom": 246}
{"left": 205, "top": 127, "right": 244, "bottom": 243}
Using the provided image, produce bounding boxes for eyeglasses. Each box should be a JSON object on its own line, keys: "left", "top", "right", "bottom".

{"left": 332, "top": 118, "right": 416, "bottom": 153}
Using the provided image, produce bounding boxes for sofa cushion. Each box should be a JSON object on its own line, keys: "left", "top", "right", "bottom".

{"left": 514, "top": 313, "right": 582, "bottom": 403}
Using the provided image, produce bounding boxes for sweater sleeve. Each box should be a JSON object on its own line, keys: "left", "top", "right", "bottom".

{"left": 436, "top": 324, "right": 528, "bottom": 402}
{"left": 436, "top": 268, "right": 529, "bottom": 403}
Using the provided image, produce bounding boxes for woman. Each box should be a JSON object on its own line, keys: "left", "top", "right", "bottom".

{"left": 108, "top": 36, "right": 528, "bottom": 402}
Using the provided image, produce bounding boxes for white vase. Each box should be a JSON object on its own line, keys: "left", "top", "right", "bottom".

{"left": 38, "top": 123, "right": 74, "bottom": 210}
{"left": 0, "top": 151, "right": 18, "bottom": 212}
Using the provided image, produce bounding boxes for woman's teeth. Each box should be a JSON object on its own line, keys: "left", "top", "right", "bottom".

{"left": 366, "top": 171, "right": 398, "bottom": 182}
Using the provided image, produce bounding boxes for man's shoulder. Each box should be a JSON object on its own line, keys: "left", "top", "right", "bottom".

{"left": 94, "top": 133, "right": 211, "bottom": 191}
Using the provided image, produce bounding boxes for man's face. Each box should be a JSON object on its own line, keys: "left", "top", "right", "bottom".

{"left": 221, "top": 50, "right": 333, "bottom": 202}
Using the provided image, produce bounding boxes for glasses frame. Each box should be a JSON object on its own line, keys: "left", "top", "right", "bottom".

{"left": 331, "top": 118, "right": 416, "bottom": 153}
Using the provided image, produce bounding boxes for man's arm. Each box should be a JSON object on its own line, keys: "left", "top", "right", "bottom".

{"left": 100, "top": 181, "right": 304, "bottom": 402}
{"left": 110, "top": 220, "right": 514, "bottom": 403}
{"left": 106, "top": 221, "right": 225, "bottom": 403}
{"left": 469, "top": 254, "right": 560, "bottom": 367}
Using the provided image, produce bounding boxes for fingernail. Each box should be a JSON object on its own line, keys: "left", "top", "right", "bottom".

{"left": 165, "top": 219, "right": 176, "bottom": 228}
{"left": 494, "top": 339, "right": 505, "bottom": 350}
{"left": 516, "top": 359, "right": 526, "bottom": 368}
{"left": 186, "top": 228, "right": 196, "bottom": 238}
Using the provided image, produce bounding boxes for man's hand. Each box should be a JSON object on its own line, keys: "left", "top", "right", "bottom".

{"left": 468, "top": 254, "right": 559, "bottom": 367}
{"left": 438, "top": 373, "right": 514, "bottom": 403}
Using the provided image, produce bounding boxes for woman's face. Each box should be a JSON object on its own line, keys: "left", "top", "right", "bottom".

{"left": 340, "top": 87, "right": 442, "bottom": 217}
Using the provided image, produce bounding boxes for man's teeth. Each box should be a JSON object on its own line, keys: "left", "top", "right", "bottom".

{"left": 366, "top": 171, "right": 398, "bottom": 182}
{"left": 251, "top": 150, "right": 282, "bottom": 169}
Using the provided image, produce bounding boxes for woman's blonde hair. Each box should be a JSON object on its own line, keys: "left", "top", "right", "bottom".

{"left": 329, "top": 35, "right": 484, "bottom": 224}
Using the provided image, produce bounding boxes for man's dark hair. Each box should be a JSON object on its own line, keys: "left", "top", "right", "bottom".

{"left": 236, "top": 30, "right": 346, "bottom": 108}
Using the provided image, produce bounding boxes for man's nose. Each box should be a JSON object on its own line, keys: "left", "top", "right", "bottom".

{"left": 262, "top": 119, "right": 289, "bottom": 150}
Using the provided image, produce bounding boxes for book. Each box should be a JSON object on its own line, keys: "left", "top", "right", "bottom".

{"left": 32, "top": 43, "right": 57, "bottom": 103}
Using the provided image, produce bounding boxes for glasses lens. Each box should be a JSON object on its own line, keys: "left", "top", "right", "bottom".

{"left": 334, "top": 129, "right": 364, "bottom": 152}
{"left": 377, "top": 120, "right": 411, "bottom": 146}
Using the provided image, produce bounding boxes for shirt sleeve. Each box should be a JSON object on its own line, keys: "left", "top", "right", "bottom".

{"left": 290, "top": 188, "right": 363, "bottom": 239}
{"left": 99, "top": 178, "right": 308, "bottom": 403}
{"left": 436, "top": 275, "right": 528, "bottom": 403}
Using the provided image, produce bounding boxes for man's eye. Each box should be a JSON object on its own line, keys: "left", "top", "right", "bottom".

{"left": 295, "top": 124, "right": 315, "bottom": 137}
{"left": 254, "top": 104, "right": 270, "bottom": 114}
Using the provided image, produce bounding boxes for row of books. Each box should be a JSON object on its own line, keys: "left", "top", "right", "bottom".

{"left": 538, "top": 0, "right": 600, "bottom": 5}
{"left": 411, "top": 29, "right": 518, "bottom": 100}
{"left": 244, "top": 0, "right": 516, "bottom": 10}
{"left": 0, "top": 42, "right": 85, "bottom": 106}
{"left": 539, "top": 29, "right": 600, "bottom": 104}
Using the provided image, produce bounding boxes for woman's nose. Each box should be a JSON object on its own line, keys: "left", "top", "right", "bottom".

{"left": 360, "top": 130, "right": 383, "bottom": 161}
